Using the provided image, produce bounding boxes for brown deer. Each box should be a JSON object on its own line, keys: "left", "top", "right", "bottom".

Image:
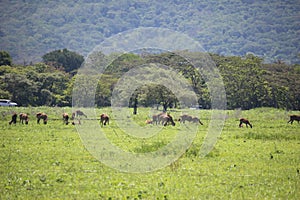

{"left": 36, "top": 112, "right": 48, "bottom": 124}
{"left": 287, "top": 115, "right": 300, "bottom": 124}
{"left": 178, "top": 114, "right": 192, "bottom": 123}
{"left": 239, "top": 118, "right": 252, "bottom": 128}
{"left": 9, "top": 112, "right": 17, "bottom": 125}
{"left": 19, "top": 113, "right": 29, "bottom": 124}
{"left": 159, "top": 113, "right": 176, "bottom": 126}
{"left": 72, "top": 110, "right": 87, "bottom": 119}
{"left": 152, "top": 113, "right": 165, "bottom": 125}
{"left": 62, "top": 113, "right": 69, "bottom": 125}
{"left": 179, "top": 114, "right": 203, "bottom": 125}
{"left": 100, "top": 113, "right": 109, "bottom": 126}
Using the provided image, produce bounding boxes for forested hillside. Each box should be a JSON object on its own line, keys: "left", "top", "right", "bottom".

{"left": 0, "top": 0, "right": 299, "bottom": 64}
{"left": 1, "top": 52, "right": 299, "bottom": 110}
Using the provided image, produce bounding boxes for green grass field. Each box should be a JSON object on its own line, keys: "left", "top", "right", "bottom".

{"left": 0, "top": 107, "right": 299, "bottom": 199}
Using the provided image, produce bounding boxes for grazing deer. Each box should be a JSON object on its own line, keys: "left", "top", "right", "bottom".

{"left": 72, "top": 110, "right": 87, "bottom": 120}
{"left": 178, "top": 114, "right": 192, "bottom": 123}
{"left": 152, "top": 113, "right": 165, "bottom": 125}
{"left": 9, "top": 112, "right": 17, "bottom": 125}
{"left": 19, "top": 113, "right": 29, "bottom": 124}
{"left": 239, "top": 118, "right": 252, "bottom": 128}
{"left": 159, "top": 113, "right": 176, "bottom": 126}
{"left": 100, "top": 113, "right": 109, "bottom": 126}
{"left": 287, "top": 115, "right": 300, "bottom": 124}
{"left": 179, "top": 114, "right": 203, "bottom": 125}
{"left": 36, "top": 112, "right": 48, "bottom": 124}
{"left": 62, "top": 113, "right": 69, "bottom": 125}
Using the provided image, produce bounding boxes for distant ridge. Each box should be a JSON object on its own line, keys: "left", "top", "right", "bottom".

{"left": 0, "top": 0, "right": 299, "bottom": 64}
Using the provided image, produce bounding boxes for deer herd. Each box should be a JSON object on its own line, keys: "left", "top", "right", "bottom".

{"left": 7, "top": 109, "right": 300, "bottom": 128}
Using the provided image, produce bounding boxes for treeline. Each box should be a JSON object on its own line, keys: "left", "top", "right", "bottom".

{"left": 0, "top": 50, "right": 299, "bottom": 110}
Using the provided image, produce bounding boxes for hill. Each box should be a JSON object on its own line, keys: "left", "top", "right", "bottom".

{"left": 0, "top": 0, "right": 299, "bottom": 64}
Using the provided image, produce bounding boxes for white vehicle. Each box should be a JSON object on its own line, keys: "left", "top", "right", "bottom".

{"left": 0, "top": 99, "right": 18, "bottom": 106}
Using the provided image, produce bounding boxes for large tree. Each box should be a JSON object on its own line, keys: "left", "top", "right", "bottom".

{"left": 42, "top": 48, "right": 84, "bottom": 73}
{"left": 0, "top": 51, "right": 12, "bottom": 66}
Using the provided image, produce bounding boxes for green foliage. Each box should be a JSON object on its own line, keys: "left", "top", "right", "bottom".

{"left": 262, "top": 63, "right": 300, "bottom": 110}
{"left": 42, "top": 49, "right": 84, "bottom": 73}
{"left": 0, "top": 51, "right": 12, "bottom": 66}
{"left": 0, "top": 1, "right": 299, "bottom": 64}
{"left": 214, "top": 54, "right": 300, "bottom": 110}
{"left": 105, "top": 53, "right": 143, "bottom": 75}
{"left": 95, "top": 74, "right": 118, "bottom": 107}
{"left": 0, "top": 63, "right": 70, "bottom": 106}
{"left": 0, "top": 52, "right": 299, "bottom": 109}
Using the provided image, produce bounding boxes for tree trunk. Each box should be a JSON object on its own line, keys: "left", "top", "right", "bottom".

{"left": 133, "top": 97, "right": 138, "bottom": 115}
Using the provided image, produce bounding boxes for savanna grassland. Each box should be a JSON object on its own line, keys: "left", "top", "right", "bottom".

{"left": 0, "top": 107, "right": 299, "bottom": 199}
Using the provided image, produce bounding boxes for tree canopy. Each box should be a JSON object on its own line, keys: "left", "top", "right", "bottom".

{"left": 0, "top": 63, "right": 70, "bottom": 106}
{"left": 0, "top": 0, "right": 299, "bottom": 64}
{"left": 0, "top": 51, "right": 299, "bottom": 110}
{"left": 42, "top": 48, "right": 84, "bottom": 73}
{"left": 0, "top": 51, "right": 12, "bottom": 66}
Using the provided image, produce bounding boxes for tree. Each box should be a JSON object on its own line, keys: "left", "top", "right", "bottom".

{"left": 0, "top": 51, "right": 12, "bottom": 66}
{"left": 42, "top": 48, "right": 84, "bottom": 73}
{"left": 0, "top": 63, "right": 71, "bottom": 106}
{"left": 152, "top": 85, "right": 178, "bottom": 112}
{"left": 1, "top": 73, "right": 37, "bottom": 106}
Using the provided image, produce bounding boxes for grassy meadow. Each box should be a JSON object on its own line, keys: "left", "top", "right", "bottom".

{"left": 0, "top": 106, "right": 299, "bottom": 199}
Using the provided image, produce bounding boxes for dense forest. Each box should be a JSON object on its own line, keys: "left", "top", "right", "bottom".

{"left": 0, "top": 0, "right": 299, "bottom": 64}
{"left": 1, "top": 50, "right": 299, "bottom": 110}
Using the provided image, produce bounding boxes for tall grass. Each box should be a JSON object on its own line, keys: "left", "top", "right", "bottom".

{"left": 0, "top": 106, "right": 299, "bottom": 199}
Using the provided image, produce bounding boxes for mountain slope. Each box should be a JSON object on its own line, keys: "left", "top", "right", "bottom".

{"left": 0, "top": 0, "right": 299, "bottom": 64}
